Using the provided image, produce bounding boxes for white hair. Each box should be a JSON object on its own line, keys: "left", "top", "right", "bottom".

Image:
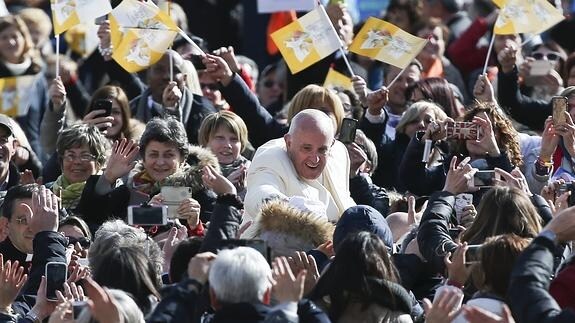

{"left": 76, "top": 289, "right": 145, "bottom": 323}
{"left": 209, "top": 247, "right": 272, "bottom": 304}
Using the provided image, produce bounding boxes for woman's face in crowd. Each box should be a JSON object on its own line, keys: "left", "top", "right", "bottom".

{"left": 404, "top": 108, "right": 436, "bottom": 138}
{"left": 0, "top": 26, "right": 25, "bottom": 64}
{"left": 257, "top": 71, "right": 284, "bottom": 107}
{"left": 59, "top": 224, "right": 85, "bottom": 240}
{"left": 494, "top": 34, "right": 520, "bottom": 56}
{"left": 417, "top": 26, "right": 445, "bottom": 62}
{"left": 62, "top": 145, "right": 98, "bottom": 184}
{"left": 531, "top": 45, "right": 563, "bottom": 70}
{"left": 207, "top": 126, "right": 241, "bottom": 165}
{"left": 106, "top": 99, "right": 124, "bottom": 138}
{"left": 143, "top": 140, "right": 182, "bottom": 182}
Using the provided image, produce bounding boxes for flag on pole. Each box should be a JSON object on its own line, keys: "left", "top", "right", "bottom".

{"left": 257, "top": 0, "right": 315, "bottom": 13}
{"left": 271, "top": 7, "right": 342, "bottom": 74}
{"left": 64, "top": 22, "right": 99, "bottom": 58}
{"left": 0, "top": 75, "right": 39, "bottom": 117}
{"left": 109, "top": 0, "right": 179, "bottom": 73}
{"left": 50, "top": 0, "right": 112, "bottom": 35}
{"left": 323, "top": 67, "right": 353, "bottom": 92}
{"left": 493, "top": 0, "right": 565, "bottom": 35}
{"left": 349, "top": 17, "right": 427, "bottom": 69}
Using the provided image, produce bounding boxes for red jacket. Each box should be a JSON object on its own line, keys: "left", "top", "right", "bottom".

{"left": 447, "top": 17, "right": 490, "bottom": 76}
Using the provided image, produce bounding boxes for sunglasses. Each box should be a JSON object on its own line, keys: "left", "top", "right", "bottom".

{"left": 200, "top": 83, "right": 219, "bottom": 91}
{"left": 532, "top": 52, "right": 561, "bottom": 61}
{"left": 67, "top": 236, "right": 91, "bottom": 248}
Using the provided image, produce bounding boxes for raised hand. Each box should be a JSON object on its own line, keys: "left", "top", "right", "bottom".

{"left": 187, "top": 252, "right": 217, "bottom": 284}
{"left": 82, "top": 110, "right": 114, "bottom": 134}
{"left": 463, "top": 304, "right": 515, "bottom": 323}
{"left": 366, "top": 86, "right": 389, "bottom": 116}
{"left": 272, "top": 256, "right": 306, "bottom": 303}
{"left": 202, "top": 54, "right": 234, "bottom": 86}
{"left": 83, "top": 277, "right": 122, "bottom": 323}
{"left": 213, "top": 46, "right": 241, "bottom": 74}
{"left": 346, "top": 142, "right": 368, "bottom": 178}
{"left": 444, "top": 243, "right": 470, "bottom": 286}
{"left": 177, "top": 198, "right": 201, "bottom": 229}
{"left": 497, "top": 40, "right": 519, "bottom": 73}
{"left": 162, "top": 226, "right": 188, "bottom": 273}
{"left": 351, "top": 75, "right": 368, "bottom": 106}
{"left": 539, "top": 116, "right": 560, "bottom": 162}
{"left": 443, "top": 157, "right": 478, "bottom": 195}
{"left": 286, "top": 251, "right": 319, "bottom": 296}
{"left": 202, "top": 165, "right": 236, "bottom": 196}
{"left": 27, "top": 186, "right": 60, "bottom": 235}
{"left": 226, "top": 164, "right": 247, "bottom": 191}
{"left": 0, "top": 255, "right": 28, "bottom": 310}
{"left": 49, "top": 77, "right": 67, "bottom": 110}
{"left": 555, "top": 112, "right": 575, "bottom": 157}
{"left": 422, "top": 286, "right": 464, "bottom": 323}
{"left": 473, "top": 114, "right": 500, "bottom": 157}
{"left": 162, "top": 81, "right": 183, "bottom": 108}
{"left": 494, "top": 167, "right": 532, "bottom": 196}
{"left": 96, "top": 20, "right": 112, "bottom": 61}
{"left": 473, "top": 74, "right": 495, "bottom": 103}
{"left": 103, "top": 139, "right": 140, "bottom": 184}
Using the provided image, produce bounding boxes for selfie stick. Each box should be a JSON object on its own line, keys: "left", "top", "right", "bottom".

{"left": 422, "top": 139, "right": 432, "bottom": 163}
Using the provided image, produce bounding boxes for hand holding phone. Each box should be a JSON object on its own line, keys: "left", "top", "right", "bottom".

{"left": 45, "top": 262, "right": 67, "bottom": 301}
{"left": 445, "top": 122, "right": 479, "bottom": 140}
{"left": 465, "top": 244, "right": 482, "bottom": 264}
{"left": 93, "top": 99, "right": 112, "bottom": 117}
{"left": 339, "top": 118, "right": 358, "bottom": 144}
{"left": 161, "top": 186, "right": 193, "bottom": 219}
{"left": 471, "top": 170, "right": 499, "bottom": 188}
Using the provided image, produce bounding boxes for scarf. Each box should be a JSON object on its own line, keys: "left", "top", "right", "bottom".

{"left": 52, "top": 175, "right": 86, "bottom": 210}
{"left": 130, "top": 169, "right": 160, "bottom": 196}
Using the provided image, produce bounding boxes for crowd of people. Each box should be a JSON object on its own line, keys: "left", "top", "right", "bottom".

{"left": 0, "top": 0, "right": 574, "bottom": 322}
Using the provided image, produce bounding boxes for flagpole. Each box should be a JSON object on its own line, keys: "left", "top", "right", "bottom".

{"left": 387, "top": 65, "right": 407, "bottom": 88}
{"left": 317, "top": 3, "right": 354, "bottom": 76}
{"left": 177, "top": 29, "right": 205, "bottom": 56}
{"left": 482, "top": 29, "right": 496, "bottom": 75}
{"left": 55, "top": 34, "right": 60, "bottom": 78}
{"left": 168, "top": 0, "right": 173, "bottom": 82}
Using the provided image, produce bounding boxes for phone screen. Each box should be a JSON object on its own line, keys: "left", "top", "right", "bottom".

{"left": 465, "top": 245, "right": 482, "bottom": 264}
{"left": 46, "top": 262, "right": 67, "bottom": 300}
{"left": 128, "top": 206, "right": 167, "bottom": 226}
{"left": 473, "top": 170, "right": 497, "bottom": 188}
{"left": 339, "top": 118, "right": 358, "bottom": 144}
{"left": 553, "top": 96, "right": 568, "bottom": 126}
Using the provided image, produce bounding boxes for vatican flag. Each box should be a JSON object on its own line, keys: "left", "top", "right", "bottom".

{"left": 323, "top": 67, "right": 353, "bottom": 92}
{"left": 64, "top": 22, "right": 99, "bottom": 58}
{"left": 493, "top": 0, "right": 564, "bottom": 35}
{"left": 271, "top": 6, "right": 341, "bottom": 74}
{"left": 110, "top": 0, "right": 179, "bottom": 73}
{"left": 51, "top": 0, "right": 112, "bottom": 35}
{"left": 0, "top": 75, "right": 39, "bottom": 117}
{"left": 349, "top": 17, "right": 427, "bottom": 69}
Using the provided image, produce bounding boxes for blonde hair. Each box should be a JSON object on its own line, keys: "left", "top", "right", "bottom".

{"left": 287, "top": 85, "right": 344, "bottom": 132}
{"left": 17, "top": 8, "right": 52, "bottom": 41}
{"left": 396, "top": 101, "right": 447, "bottom": 134}
{"left": 198, "top": 111, "right": 249, "bottom": 152}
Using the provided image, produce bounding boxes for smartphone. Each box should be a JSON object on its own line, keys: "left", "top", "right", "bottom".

{"left": 472, "top": 170, "right": 499, "bottom": 188}
{"left": 45, "top": 262, "right": 67, "bottom": 301}
{"left": 557, "top": 182, "right": 575, "bottom": 207}
{"left": 188, "top": 54, "right": 206, "bottom": 71}
{"left": 161, "top": 186, "right": 193, "bottom": 219}
{"left": 454, "top": 193, "right": 473, "bottom": 222}
{"left": 72, "top": 301, "right": 88, "bottom": 318}
{"left": 445, "top": 122, "right": 479, "bottom": 140}
{"left": 93, "top": 99, "right": 112, "bottom": 117}
{"left": 465, "top": 244, "right": 482, "bottom": 264}
{"left": 448, "top": 227, "right": 463, "bottom": 240}
{"left": 339, "top": 118, "right": 358, "bottom": 144}
{"left": 529, "top": 60, "right": 554, "bottom": 76}
{"left": 127, "top": 205, "right": 168, "bottom": 226}
{"left": 216, "top": 239, "right": 271, "bottom": 264}
{"left": 94, "top": 14, "right": 108, "bottom": 25}
{"left": 553, "top": 96, "right": 568, "bottom": 126}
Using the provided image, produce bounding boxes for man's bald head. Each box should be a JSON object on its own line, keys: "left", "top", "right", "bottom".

{"left": 285, "top": 109, "right": 336, "bottom": 180}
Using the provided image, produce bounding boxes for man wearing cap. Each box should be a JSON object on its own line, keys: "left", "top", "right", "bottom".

{"left": 0, "top": 115, "right": 22, "bottom": 194}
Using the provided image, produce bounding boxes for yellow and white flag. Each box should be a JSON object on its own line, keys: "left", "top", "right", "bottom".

{"left": 271, "top": 7, "right": 341, "bottom": 74}
{"left": 64, "top": 22, "right": 99, "bottom": 58}
{"left": 323, "top": 67, "right": 353, "bottom": 92}
{"left": 493, "top": 0, "right": 564, "bottom": 35}
{"left": 110, "top": 0, "right": 179, "bottom": 73}
{"left": 50, "top": 0, "right": 112, "bottom": 35}
{"left": 0, "top": 75, "right": 39, "bottom": 117}
{"left": 349, "top": 17, "right": 427, "bottom": 69}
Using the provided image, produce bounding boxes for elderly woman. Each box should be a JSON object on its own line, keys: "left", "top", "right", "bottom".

{"left": 78, "top": 117, "right": 219, "bottom": 234}
{"left": 49, "top": 124, "right": 109, "bottom": 213}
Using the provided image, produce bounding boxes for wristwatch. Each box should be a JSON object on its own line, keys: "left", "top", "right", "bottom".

{"left": 538, "top": 229, "right": 558, "bottom": 245}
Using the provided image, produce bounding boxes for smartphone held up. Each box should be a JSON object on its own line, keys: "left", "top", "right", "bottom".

{"left": 552, "top": 96, "right": 568, "bottom": 126}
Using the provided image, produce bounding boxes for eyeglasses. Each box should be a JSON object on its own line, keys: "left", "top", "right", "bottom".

{"left": 200, "top": 83, "right": 219, "bottom": 91}
{"left": 63, "top": 153, "right": 96, "bottom": 163}
{"left": 532, "top": 52, "right": 561, "bottom": 61}
{"left": 67, "top": 236, "right": 91, "bottom": 248}
{"left": 14, "top": 217, "right": 27, "bottom": 225}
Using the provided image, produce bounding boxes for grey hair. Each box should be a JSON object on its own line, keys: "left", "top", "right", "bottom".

{"left": 56, "top": 123, "right": 110, "bottom": 167}
{"left": 287, "top": 109, "right": 335, "bottom": 138}
{"left": 139, "top": 117, "right": 190, "bottom": 160}
{"left": 89, "top": 220, "right": 163, "bottom": 281}
{"left": 209, "top": 247, "right": 272, "bottom": 304}
{"left": 395, "top": 101, "right": 447, "bottom": 135}
{"left": 76, "top": 288, "right": 145, "bottom": 323}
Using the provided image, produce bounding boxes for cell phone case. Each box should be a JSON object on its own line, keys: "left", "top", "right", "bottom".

{"left": 553, "top": 97, "right": 567, "bottom": 125}
{"left": 161, "top": 186, "right": 192, "bottom": 219}
{"left": 446, "top": 122, "right": 479, "bottom": 140}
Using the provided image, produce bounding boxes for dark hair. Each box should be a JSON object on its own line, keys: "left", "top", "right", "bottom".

{"left": 564, "top": 52, "right": 575, "bottom": 85}
{"left": 309, "top": 231, "right": 399, "bottom": 320}
{"left": 92, "top": 246, "right": 161, "bottom": 314}
{"left": 168, "top": 237, "right": 203, "bottom": 283}
{"left": 2, "top": 184, "right": 38, "bottom": 220}
{"left": 139, "top": 117, "right": 189, "bottom": 161}
{"left": 56, "top": 124, "right": 110, "bottom": 168}
{"left": 474, "top": 234, "right": 531, "bottom": 298}
{"left": 406, "top": 77, "right": 460, "bottom": 118}
{"left": 384, "top": 0, "right": 423, "bottom": 33}
{"left": 86, "top": 86, "right": 133, "bottom": 140}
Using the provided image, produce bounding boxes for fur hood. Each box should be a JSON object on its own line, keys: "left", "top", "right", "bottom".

{"left": 254, "top": 200, "right": 334, "bottom": 257}
{"left": 128, "top": 145, "right": 220, "bottom": 195}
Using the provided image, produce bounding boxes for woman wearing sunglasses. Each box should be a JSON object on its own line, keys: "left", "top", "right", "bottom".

{"left": 519, "top": 41, "right": 567, "bottom": 102}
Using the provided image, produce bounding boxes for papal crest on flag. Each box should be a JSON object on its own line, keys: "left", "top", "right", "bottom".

{"left": 0, "top": 75, "right": 39, "bottom": 117}
{"left": 493, "top": 0, "right": 565, "bottom": 35}
{"left": 349, "top": 17, "right": 427, "bottom": 69}
{"left": 271, "top": 7, "right": 342, "bottom": 74}
{"left": 64, "top": 22, "right": 99, "bottom": 58}
{"left": 110, "top": 0, "right": 179, "bottom": 73}
{"left": 323, "top": 67, "right": 353, "bottom": 92}
{"left": 50, "top": 0, "right": 112, "bottom": 35}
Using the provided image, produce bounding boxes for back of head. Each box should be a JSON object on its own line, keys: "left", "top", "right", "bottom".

{"left": 209, "top": 247, "right": 272, "bottom": 304}
{"left": 76, "top": 288, "right": 145, "bottom": 323}
{"left": 169, "top": 237, "right": 203, "bottom": 283}
{"left": 463, "top": 187, "right": 542, "bottom": 245}
{"left": 333, "top": 205, "right": 393, "bottom": 251}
